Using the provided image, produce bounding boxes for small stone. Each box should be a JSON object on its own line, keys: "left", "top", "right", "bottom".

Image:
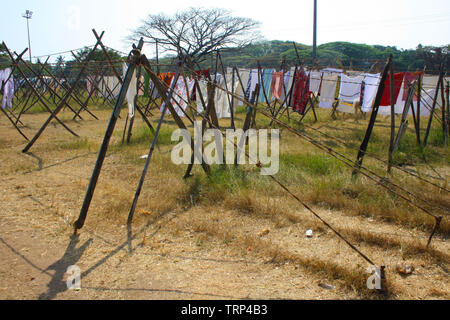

{"left": 396, "top": 262, "right": 414, "bottom": 275}
{"left": 318, "top": 282, "right": 335, "bottom": 290}
{"left": 258, "top": 229, "right": 270, "bottom": 237}
{"left": 306, "top": 229, "right": 313, "bottom": 238}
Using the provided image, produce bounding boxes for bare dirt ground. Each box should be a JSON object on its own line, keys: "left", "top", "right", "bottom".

{"left": 0, "top": 108, "right": 448, "bottom": 300}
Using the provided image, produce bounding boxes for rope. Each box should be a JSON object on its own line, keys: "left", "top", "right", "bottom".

{"left": 142, "top": 62, "right": 378, "bottom": 266}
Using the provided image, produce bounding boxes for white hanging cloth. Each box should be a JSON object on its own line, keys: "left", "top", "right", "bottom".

{"left": 122, "top": 63, "right": 137, "bottom": 118}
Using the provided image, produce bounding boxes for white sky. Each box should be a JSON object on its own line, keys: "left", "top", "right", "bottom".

{"left": 1, "top": 0, "right": 449, "bottom": 62}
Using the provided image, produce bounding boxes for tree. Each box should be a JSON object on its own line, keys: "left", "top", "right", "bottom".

{"left": 129, "top": 7, "right": 261, "bottom": 63}
{"left": 63, "top": 47, "right": 124, "bottom": 78}
{"left": 0, "top": 43, "right": 10, "bottom": 67}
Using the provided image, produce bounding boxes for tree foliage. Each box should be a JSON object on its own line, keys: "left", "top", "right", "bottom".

{"left": 186, "top": 40, "right": 449, "bottom": 72}
{"left": 130, "top": 7, "right": 261, "bottom": 62}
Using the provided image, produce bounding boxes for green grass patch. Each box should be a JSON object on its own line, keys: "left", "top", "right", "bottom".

{"left": 280, "top": 152, "right": 344, "bottom": 176}
{"left": 56, "top": 137, "right": 93, "bottom": 151}
{"left": 129, "top": 125, "right": 176, "bottom": 146}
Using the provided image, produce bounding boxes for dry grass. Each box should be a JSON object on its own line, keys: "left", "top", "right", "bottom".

{"left": 0, "top": 99, "right": 448, "bottom": 300}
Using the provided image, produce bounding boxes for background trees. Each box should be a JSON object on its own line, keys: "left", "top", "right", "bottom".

{"left": 129, "top": 7, "right": 261, "bottom": 63}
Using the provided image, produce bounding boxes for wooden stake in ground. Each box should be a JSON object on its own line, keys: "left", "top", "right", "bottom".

{"left": 439, "top": 75, "right": 447, "bottom": 146}
{"left": 127, "top": 69, "right": 180, "bottom": 225}
{"left": 352, "top": 55, "right": 392, "bottom": 177}
{"left": 140, "top": 55, "right": 211, "bottom": 179}
{"left": 3, "top": 45, "right": 80, "bottom": 139}
{"left": 423, "top": 63, "right": 444, "bottom": 147}
{"left": 392, "top": 81, "right": 418, "bottom": 154}
{"left": 74, "top": 38, "right": 144, "bottom": 231}
{"left": 20, "top": 32, "right": 106, "bottom": 153}
{"left": 387, "top": 62, "right": 395, "bottom": 173}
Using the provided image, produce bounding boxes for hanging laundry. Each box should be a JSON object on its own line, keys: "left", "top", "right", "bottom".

{"left": 194, "top": 69, "right": 210, "bottom": 79}
{"left": 214, "top": 71, "right": 232, "bottom": 118}
{"left": 337, "top": 74, "right": 364, "bottom": 113}
{"left": 270, "top": 71, "right": 284, "bottom": 100}
{"left": 339, "top": 74, "right": 364, "bottom": 104}
{"left": 402, "top": 72, "right": 422, "bottom": 101}
{"left": 101, "top": 76, "right": 121, "bottom": 98}
{"left": 258, "top": 69, "right": 274, "bottom": 103}
{"left": 281, "top": 70, "right": 291, "bottom": 100}
{"left": 245, "top": 69, "right": 259, "bottom": 101}
{"left": 193, "top": 70, "right": 210, "bottom": 113}
{"left": 191, "top": 69, "right": 210, "bottom": 102}
{"left": 161, "top": 75, "right": 195, "bottom": 117}
{"left": 380, "top": 72, "right": 404, "bottom": 106}
{"left": 291, "top": 68, "right": 310, "bottom": 114}
{"left": 322, "top": 68, "right": 343, "bottom": 74}
{"left": 287, "top": 67, "right": 296, "bottom": 96}
{"left": 86, "top": 75, "right": 98, "bottom": 95}
{"left": 319, "top": 72, "right": 338, "bottom": 109}
{"left": 233, "top": 68, "right": 250, "bottom": 107}
{"left": 123, "top": 63, "right": 137, "bottom": 118}
{"left": 361, "top": 73, "right": 380, "bottom": 112}
{"left": 414, "top": 88, "right": 435, "bottom": 117}
{"left": 422, "top": 75, "right": 440, "bottom": 90}
{"left": 0, "top": 68, "right": 14, "bottom": 109}
{"left": 309, "top": 71, "right": 322, "bottom": 94}
{"left": 158, "top": 72, "right": 176, "bottom": 88}
{"left": 196, "top": 79, "right": 208, "bottom": 113}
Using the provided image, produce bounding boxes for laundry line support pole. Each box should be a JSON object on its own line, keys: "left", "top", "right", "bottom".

{"left": 439, "top": 75, "right": 447, "bottom": 146}
{"left": 352, "top": 55, "right": 392, "bottom": 178}
{"left": 20, "top": 32, "right": 105, "bottom": 153}
{"left": 446, "top": 81, "right": 449, "bottom": 139}
{"left": 423, "top": 64, "right": 444, "bottom": 148}
{"left": 127, "top": 69, "right": 180, "bottom": 225}
{"left": 388, "top": 62, "right": 395, "bottom": 174}
{"left": 4, "top": 45, "right": 80, "bottom": 140}
{"left": 74, "top": 38, "right": 144, "bottom": 232}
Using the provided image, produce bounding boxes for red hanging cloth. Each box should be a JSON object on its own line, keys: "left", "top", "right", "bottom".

{"left": 380, "top": 72, "right": 404, "bottom": 106}
{"left": 291, "top": 69, "right": 310, "bottom": 114}
{"left": 271, "top": 71, "right": 284, "bottom": 100}
{"left": 402, "top": 71, "right": 422, "bottom": 101}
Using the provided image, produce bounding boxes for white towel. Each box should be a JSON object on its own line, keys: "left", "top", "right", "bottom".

{"left": 309, "top": 71, "right": 322, "bottom": 94}
{"left": 122, "top": 63, "right": 137, "bottom": 118}
{"left": 361, "top": 73, "right": 380, "bottom": 113}
{"left": 339, "top": 74, "right": 364, "bottom": 104}
{"left": 196, "top": 79, "right": 208, "bottom": 113}
{"left": 318, "top": 72, "right": 338, "bottom": 109}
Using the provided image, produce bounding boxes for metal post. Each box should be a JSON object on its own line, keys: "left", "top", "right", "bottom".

{"left": 22, "top": 10, "right": 33, "bottom": 63}
{"left": 313, "top": 0, "right": 317, "bottom": 61}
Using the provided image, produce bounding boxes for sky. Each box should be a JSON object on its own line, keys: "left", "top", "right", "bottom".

{"left": 1, "top": 0, "right": 449, "bottom": 62}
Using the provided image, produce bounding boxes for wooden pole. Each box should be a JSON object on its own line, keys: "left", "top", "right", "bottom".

{"left": 74, "top": 38, "right": 144, "bottom": 231}
{"left": 217, "top": 52, "right": 235, "bottom": 129}
{"left": 353, "top": 55, "right": 392, "bottom": 177}
{"left": 447, "top": 81, "right": 449, "bottom": 139}
{"left": 127, "top": 69, "right": 180, "bottom": 225}
{"left": 387, "top": 62, "right": 395, "bottom": 173}
{"left": 439, "top": 75, "right": 447, "bottom": 146}
{"left": 140, "top": 55, "right": 210, "bottom": 177}
{"left": 423, "top": 64, "right": 444, "bottom": 147}
{"left": 21, "top": 32, "right": 105, "bottom": 153}
{"left": 4, "top": 46, "right": 80, "bottom": 138}
{"left": 416, "top": 72, "right": 423, "bottom": 144}
{"left": 393, "top": 81, "right": 417, "bottom": 154}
